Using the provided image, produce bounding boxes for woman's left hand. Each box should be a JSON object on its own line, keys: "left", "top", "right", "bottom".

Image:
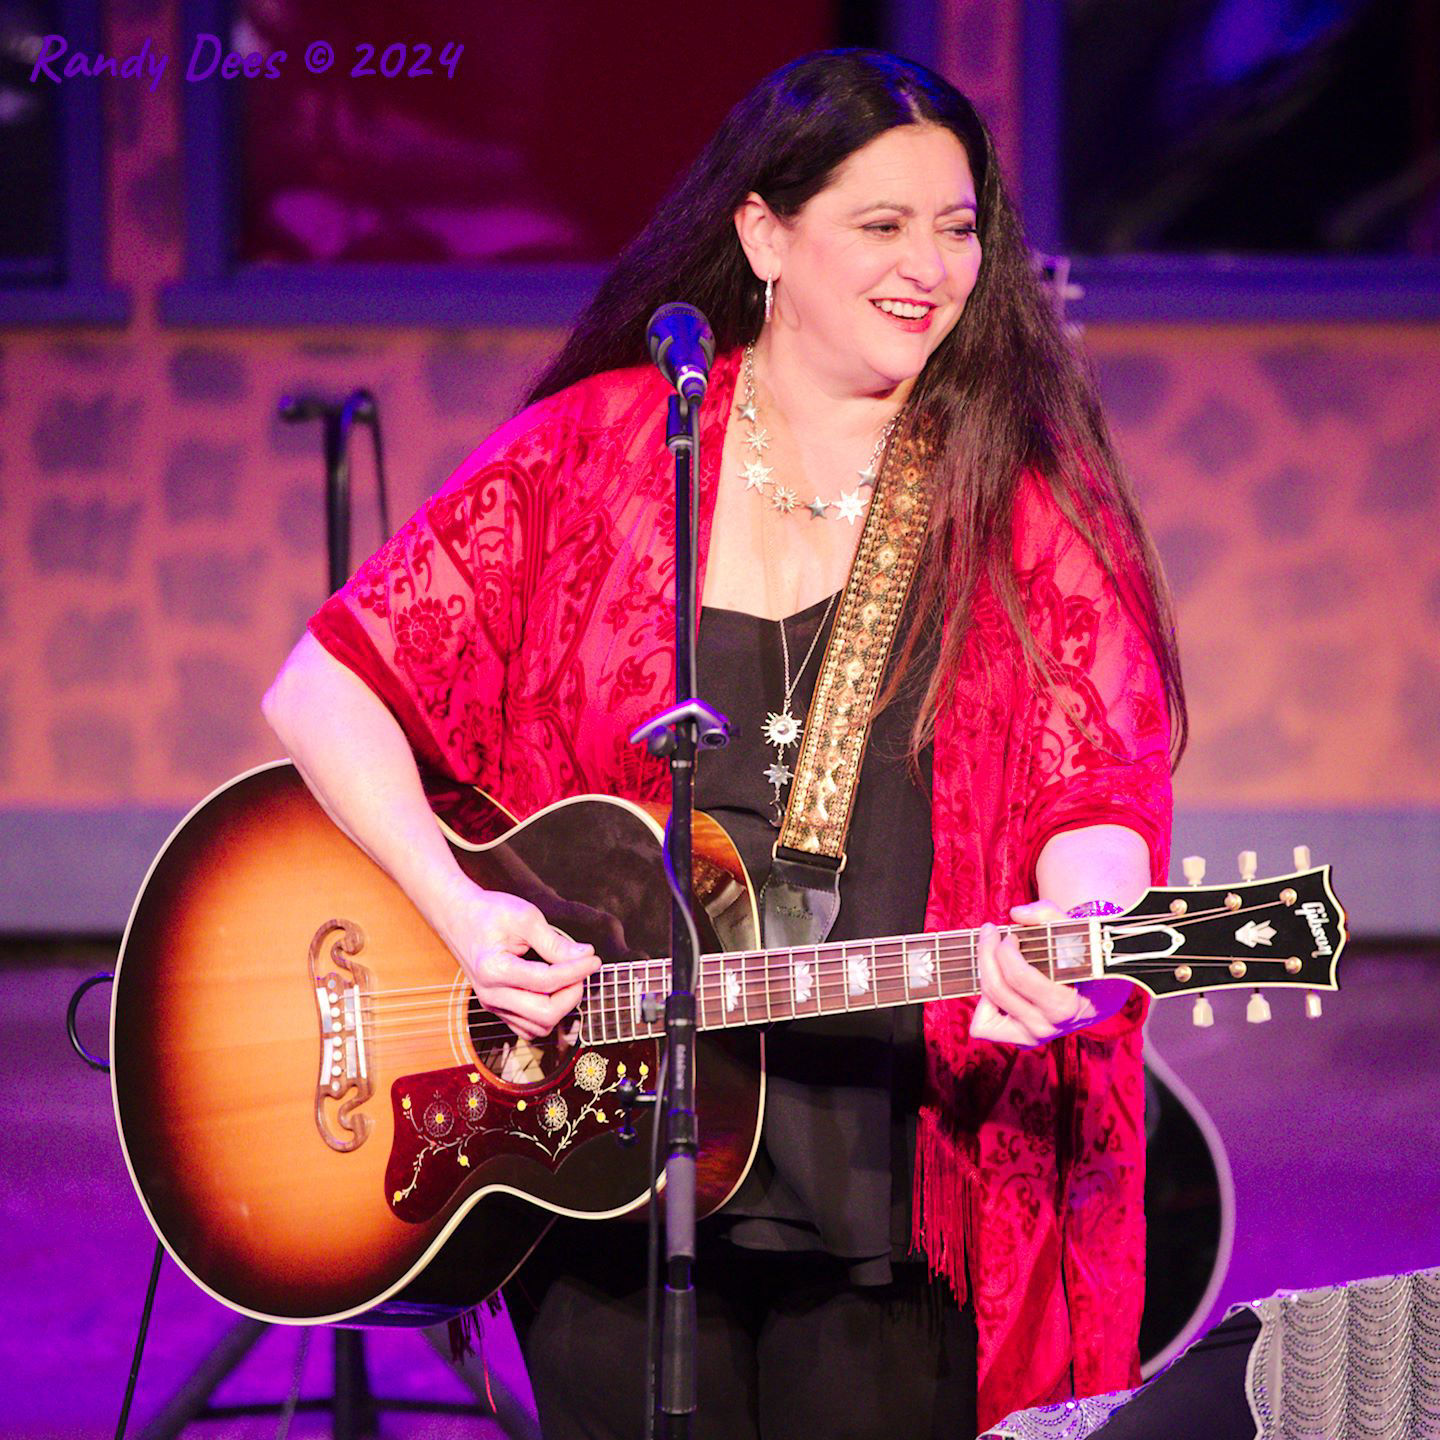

{"left": 969, "top": 900, "right": 1132, "bottom": 1047}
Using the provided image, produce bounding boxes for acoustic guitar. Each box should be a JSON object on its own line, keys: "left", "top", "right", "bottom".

{"left": 110, "top": 761, "right": 1346, "bottom": 1329}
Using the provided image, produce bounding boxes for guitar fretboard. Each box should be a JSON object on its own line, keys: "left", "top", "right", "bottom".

{"left": 579, "top": 921, "right": 1096, "bottom": 1045}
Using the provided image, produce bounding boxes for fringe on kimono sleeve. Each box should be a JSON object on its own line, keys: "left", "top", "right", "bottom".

{"left": 911, "top": 1101, "right": 980, "bottom": 1308}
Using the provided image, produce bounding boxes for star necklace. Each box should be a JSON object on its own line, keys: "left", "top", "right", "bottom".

{"left": 762, "top": 591, "right": 839, "bottom": 824}
{"left": 738, "top": 343, "right": 903, "bottom": 526}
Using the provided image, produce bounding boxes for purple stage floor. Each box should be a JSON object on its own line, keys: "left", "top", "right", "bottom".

{"left": 2, "top": 943, "right": 1436, "bottom": 1438}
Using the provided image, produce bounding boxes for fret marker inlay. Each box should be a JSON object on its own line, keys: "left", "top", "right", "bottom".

{"left": 724, "top": 966, "right": 741, "bottom": 1014}
{"left": 847, "top": 953, "right": 870, "bottom": 996}
{"left": 795, "top": 960, "right": 814, "bottom": 1004}
{"left": 909, "top": 948, "right": 936, "bottom": 990}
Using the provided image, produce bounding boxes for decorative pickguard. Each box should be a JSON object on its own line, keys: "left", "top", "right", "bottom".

{"left": 384, "top": 1047, "right": 652, "bottom": 1224}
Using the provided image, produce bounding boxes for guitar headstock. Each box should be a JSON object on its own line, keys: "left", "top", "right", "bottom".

{"left": 1099, "top": 859, "right": 1347, "bottom": 1008}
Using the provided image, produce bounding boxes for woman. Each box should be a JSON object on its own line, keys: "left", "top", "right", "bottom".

{"left": 263, "top": 49, "right": 1183, "bottom": 1440}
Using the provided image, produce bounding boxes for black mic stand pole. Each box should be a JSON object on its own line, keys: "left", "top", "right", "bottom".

{"left": 324, "top": 391, "right": 375, "bottom": 592}
{"left": 630, "top": 390, "right": 728, "bottom": 1440}
{"left": 277, "top": 389, "right": 376, "bottom": 595}
{"left": 660, "top": 391, "right": 700, "bottom": 1440}
{"left": 323, "top": 408, "right": 351, "bottom": 592}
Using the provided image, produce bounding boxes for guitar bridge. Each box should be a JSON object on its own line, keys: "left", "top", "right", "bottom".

{"left": 309, "top": 919, "right": 375, "bottom": 1153}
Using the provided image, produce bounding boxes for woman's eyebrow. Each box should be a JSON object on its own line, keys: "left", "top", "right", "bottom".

{"left": 847, "top": 199, "right": 978, "bottom": 217}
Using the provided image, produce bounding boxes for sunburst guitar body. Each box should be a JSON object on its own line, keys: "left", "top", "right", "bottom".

{"left": 112, "top": 762, "right": 761, "bottom": 1325}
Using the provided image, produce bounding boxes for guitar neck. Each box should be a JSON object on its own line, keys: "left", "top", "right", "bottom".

{"left": 579, "top": 921, "right": 1099, "bottom": 1044}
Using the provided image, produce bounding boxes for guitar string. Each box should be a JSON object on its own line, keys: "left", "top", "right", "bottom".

{"left": 355, "top": 937, "right": 1059, "bottom": 1019}
{"left": 355, "top": 951, "right": 1325, "bottom": 1053}
{"left": 363, "top": 953, "right": 1316, "bottom": 1048}
{"left": 359, "top": 942, "right": 1310, "bottom": 1041}
{"left": 355, "top": 934, "right": 1311, "bottom": 1044}
{"left": 350, "top": 924, "right": 1084, "bottom": 1005}
{"left": 325, "top": 902, "right": 1320, "bottom": 1051}
{"left": 357, "top": 942, "right": 1073, "bottom": 1036}
{"left": 298, "top": 879, "right": 1331, "bottom": 1061}
{"left": 349, "top": 896, "right": 1286, "bottom": 1008}
{"left": 361, "top": 963, "right": 1323, "bottom": 1052}
{"left": 352, "top": 896, "right": 1300, "bottom": 1025}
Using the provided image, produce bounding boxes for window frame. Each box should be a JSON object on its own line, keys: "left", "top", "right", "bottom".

{"left": 1018, "top": 0, "right": 1440, "bottom": 322}
{"left": 160, "top": 0, "right": 940, "bottom": 328}
{"left": 0, "top": 0, "right": 129, "bottom": 324}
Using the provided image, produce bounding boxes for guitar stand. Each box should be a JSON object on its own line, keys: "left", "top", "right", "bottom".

{"left": 131, "top": 1322, "right": 505, "bottom": 1440}
{"left": 72, "top": 960, "right": 531, "bottom": 1437}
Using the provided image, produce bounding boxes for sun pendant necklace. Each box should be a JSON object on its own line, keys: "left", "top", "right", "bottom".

{"left": 739, "top": 342, "right": 905, "bottom": 823}
{"left": 762, "top": 592, "right": 839, "bottom": 824}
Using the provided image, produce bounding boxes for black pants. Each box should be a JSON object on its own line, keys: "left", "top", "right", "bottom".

{"left": 508, "top": 1221, "right": 979, "bottom": 1440}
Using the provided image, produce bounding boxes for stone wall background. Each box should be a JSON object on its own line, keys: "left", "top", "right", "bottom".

{"left": 1, "top": 1, "right": 1436, "bottom": 928}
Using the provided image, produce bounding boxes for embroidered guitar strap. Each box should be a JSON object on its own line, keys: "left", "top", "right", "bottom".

{"left": 761, "top": 423, "right": 934, "bottom": 949}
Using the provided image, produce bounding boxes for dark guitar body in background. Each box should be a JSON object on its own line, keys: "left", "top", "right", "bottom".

{"left": 1138, "top": 1048, "right": 1230, "bottom": 1370}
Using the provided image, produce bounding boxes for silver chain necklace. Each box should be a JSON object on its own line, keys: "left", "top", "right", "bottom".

{"left": 762, "top": 592, "right": 839, "bottom": 823}
{"left": 739, "top": 343, "right": 901, "bottom": 525}
{"left": 740, "top": 345, "right": 905, "bottom": 823}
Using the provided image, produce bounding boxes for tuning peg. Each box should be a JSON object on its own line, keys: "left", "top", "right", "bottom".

{"left": 1238, "top": 850, "right": 1257, "bottom": 883}
{"left": 1191, "top": 993, "right": 1215, "bottom": 1028}
{"left": 1305, "top": 991, "right": 1324, "bottom": 1019}
{"left": 1182, "top": 855, "right": 1206, "bottom": 887}
{"left": 1246, "top": 989, "right": 1272, "bottom": 1024}
{"left": 1293, "top": 845, "right": 1312, "bottom": 871}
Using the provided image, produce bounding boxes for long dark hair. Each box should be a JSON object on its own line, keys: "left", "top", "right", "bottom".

{"left": 525, "top": 49, "right": 1186, "bottom": 765}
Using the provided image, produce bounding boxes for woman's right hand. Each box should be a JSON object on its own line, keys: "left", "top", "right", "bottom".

{"left": 430, "top": 873, "right": 601, "bottom": 1041}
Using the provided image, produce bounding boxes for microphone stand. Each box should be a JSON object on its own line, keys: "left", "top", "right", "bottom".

{"left": 629, "top": 390, "right": 728, "bottom": 1440}
{"left": 279, "top": 390, "right": 381, "bottom": 594}
{"left": 101, "top": 391, "right": 483, "bottom": 1440}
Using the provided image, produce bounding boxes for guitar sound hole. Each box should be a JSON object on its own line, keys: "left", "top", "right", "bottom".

{"left": 465, "top": 994, "right": 581, "bottom": 1087}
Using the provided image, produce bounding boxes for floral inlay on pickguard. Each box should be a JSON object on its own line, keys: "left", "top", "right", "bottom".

{"left": 384, "top": 1051, "right": 646, "bottom": 1224}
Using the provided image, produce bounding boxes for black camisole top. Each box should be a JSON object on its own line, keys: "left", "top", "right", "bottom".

{"left": 695, "top": 590, "right": 935, "bottom": 1283}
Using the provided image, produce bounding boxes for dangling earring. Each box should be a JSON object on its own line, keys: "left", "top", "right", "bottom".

{"left": 764, "top": 274, "right": 774, "bottom": 325}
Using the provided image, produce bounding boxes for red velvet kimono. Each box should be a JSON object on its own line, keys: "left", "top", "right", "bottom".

{"left": 310, "top": 348, "right": 1173, "bottom": 1432}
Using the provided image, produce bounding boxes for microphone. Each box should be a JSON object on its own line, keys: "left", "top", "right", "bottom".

{"left": 646, "top": 303, "right": 715, "bottom": 403}
{"left": 277, "top": 394, "right": 332, "bottom": 423}
{"left": 278, "top": 391, "right": 376, "bottom": 424}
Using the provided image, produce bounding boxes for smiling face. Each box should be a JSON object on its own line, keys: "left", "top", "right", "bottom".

{"left": 745, "top": 123, "right": 983, "bottom": 396}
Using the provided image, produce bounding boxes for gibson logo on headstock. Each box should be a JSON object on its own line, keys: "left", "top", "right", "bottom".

{"left": 1299, "top": 901, "right": 1333, "bottom": 956}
